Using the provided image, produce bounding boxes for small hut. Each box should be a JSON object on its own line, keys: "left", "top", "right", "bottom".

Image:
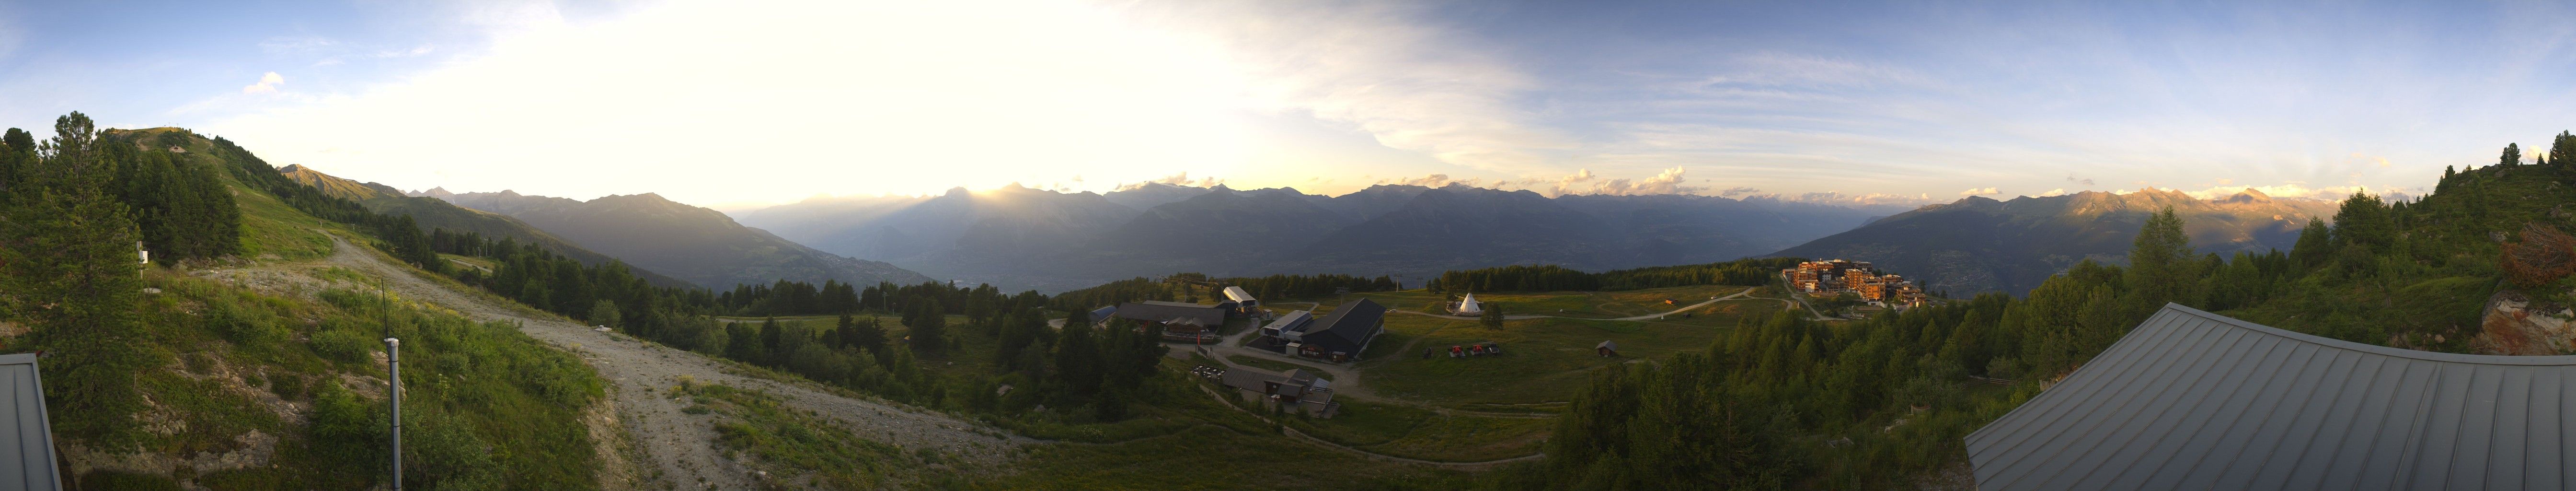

{"left": 1454, "top": 293, "right": 1483, "bottom": 315}
{"left": 1595, "top": 340, "right": 1619, "bottom": 357}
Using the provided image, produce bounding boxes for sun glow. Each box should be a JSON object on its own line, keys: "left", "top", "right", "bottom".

{"left": 208, "top": 0, "right": 1255, "bottom": 205}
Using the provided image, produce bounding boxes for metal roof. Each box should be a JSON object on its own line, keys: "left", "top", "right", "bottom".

{"left": 1303, "top": 299, "right": 1386, "bottom": 354}
{"left": 1115, "top": 301, "right": 1225, "bottom": 327}
{"left": 1965, "top": 304, "right": 2576, "bottom": 491}
{"left": 0, "top": 354, "right": 61, "bottom": 491}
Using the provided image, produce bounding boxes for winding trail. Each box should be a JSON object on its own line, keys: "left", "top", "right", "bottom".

{"left": 304, "top": 236, "right": 1024, "bottom": 490}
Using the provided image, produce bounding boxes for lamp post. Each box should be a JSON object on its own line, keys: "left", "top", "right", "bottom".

{"left": 385, "top": 337, "right": 402, "bottom": 491}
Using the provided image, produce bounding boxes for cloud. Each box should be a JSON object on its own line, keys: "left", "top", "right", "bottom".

{"left": 240, "top": 72, "right": 285, "bottom": 94}
{"left": 2066, "top": 174, "right": 2095, "bottom": 186}
{"left": 258, "top": 36, "right": 339, "bottom": 56}
{"left": 376, "top": 45, "right": 437, "bottom": 58}
{"left": 1758, "top": 191, "right": 1936, "bottom": 207}
{"left": 1119, "top": 171, "right": 1223, "bottom": 190}
{"left": 1495, "top": 167, "right": 1705, "bottom": 196}
{"left": 1699, "top": 51, "right": 1925, "bottom": 89}
{"left": 1376, "top": 173, "right": 1481, "bottom": 187}
{"left": 1134, "top": 2, "right": 1573, "bottom": 172}
{"left": 1959, "top": 187, "right": 1999, "bottom": 196}
{"left": 1718, "top": 186, "right": 1760, "bottom": 197}
{"left": 2037, "top": 188, "right": 2067, "bottom": 197}
{"left": 206, "top": 0, "right": 1263, "bottom": 205}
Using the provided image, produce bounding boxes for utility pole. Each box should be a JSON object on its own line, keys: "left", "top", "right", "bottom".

{"left": 385, "top": 337, "right": 402, "bottom": 491}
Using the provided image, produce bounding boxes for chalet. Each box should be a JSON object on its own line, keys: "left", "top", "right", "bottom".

{"left": 1293, "top": 298, "right": 1385, "bottom": 362}
{"left": 1219, "top": 366, "right": 1339, "bottom": 418}
{"left": 1087, "top": 305, "right": 1118, "bottom": 325}
{"left": 1595, "top": 340, "right": 1618, "bottom": 357}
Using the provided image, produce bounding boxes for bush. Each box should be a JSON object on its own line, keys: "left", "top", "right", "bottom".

{"left": 206, "top": 303, "right": 286, "bottom": 345}
{"left": 310, "top": 329, "right": 378, "bottom": 362}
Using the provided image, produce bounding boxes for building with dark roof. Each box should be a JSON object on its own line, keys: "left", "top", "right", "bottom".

{"left": 1219, "top": 366, "right": 1338, "bottom": 417}
{"left": 1966, "top": 304, "right": 2576, "bottom": 491}
{"left": 1295, "top": 298, "right": 1385, "bottom": 362}
{"left": 1114, "top": 301, "right": 1225, "bottom": 327}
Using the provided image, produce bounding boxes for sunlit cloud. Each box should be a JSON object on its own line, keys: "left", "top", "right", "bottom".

{"left": 1959, "top": 187, "right": 1999, "bottom": 196}
{"left": 239, "top": 72, "right": 285, "bottom": 94}
{"left": 1119, "top": 171, "right": 1224, "bottom": 190}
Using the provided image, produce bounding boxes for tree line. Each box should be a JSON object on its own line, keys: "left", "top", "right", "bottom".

{"left": 1425, "top": 257, "right": 1803, "bottom": 293}
{"left": 1047, "top": 272, "right": 1401, "bottom": 310}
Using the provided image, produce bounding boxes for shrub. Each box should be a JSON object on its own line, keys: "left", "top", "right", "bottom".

{"left": 2504, "top": 223, "right": 2576, "bottom": 289}
{"left": 310, "top": 329, "right": 378, "bottom": 363}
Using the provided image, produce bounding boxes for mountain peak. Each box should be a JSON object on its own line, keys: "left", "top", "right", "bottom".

{"left": 2221, "top": 189, "right": 2273, "bottom": 203}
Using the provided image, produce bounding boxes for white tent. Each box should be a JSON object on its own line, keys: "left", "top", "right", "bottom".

{"left": 1455, "top": 293, "right": 1483, "bottom": 315}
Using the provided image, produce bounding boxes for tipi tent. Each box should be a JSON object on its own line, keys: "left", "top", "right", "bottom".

{"left": 1455, "top": 293, "right": 1483, "bottom": 315}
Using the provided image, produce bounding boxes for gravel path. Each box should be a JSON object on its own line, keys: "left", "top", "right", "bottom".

{"left": 302, "top": 236, "right": 1024, "bottom": 490}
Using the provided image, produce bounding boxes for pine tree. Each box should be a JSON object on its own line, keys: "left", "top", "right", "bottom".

{"left": 2, "top": 112, "right": 150, "bottom": 445}
{"left": 2126, "top": 207, "right": 2198, "bottom": 308}
{"left": 2330, "top": 191, "right": 2395, "bottom": 253}
{"left": 907, "top": 300, "right": 945, "bottom": 354}
{"left": 2552, "top": 130, "right": 2576, "bottom": 168}
{"left": 1054, "top": 317, "right": 1103, "bottom": 399}
{"left": 2502, "top": 143, "right": 2522, "bottom": 167}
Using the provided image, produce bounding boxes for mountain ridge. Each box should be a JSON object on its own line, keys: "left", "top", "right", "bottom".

{"left": 425, "top": 188, "right": 936, "bottom": 289}
{"left": 738, "top": 182, "right": 1908, "bottom": 292}
{"left": 1771, "top": 189, "right": 2340, "bottom": 295}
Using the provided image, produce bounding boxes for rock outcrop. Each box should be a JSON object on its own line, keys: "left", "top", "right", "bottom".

{"left": 2472, "top": 290, "right": 2576, "bottom": 355}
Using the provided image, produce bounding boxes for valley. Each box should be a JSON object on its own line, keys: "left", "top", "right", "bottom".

{"left": 5, "top": 115, "right": 2567, "bottom": 491}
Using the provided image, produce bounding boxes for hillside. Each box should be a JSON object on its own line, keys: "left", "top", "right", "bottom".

{"left": 428, "top": 189, "right": 934, "bottom": 289}
{"left": 1771, "top": 188, "right": 2338, "bottom": 294}
{"left": 738, "top": 183, "right": 1901, "bottom": 292}
{"left": 271, "top": 164, "right": 696, "bottom": 288}
{"left": 9, "top": 123, "right": 618, "bottom": 490}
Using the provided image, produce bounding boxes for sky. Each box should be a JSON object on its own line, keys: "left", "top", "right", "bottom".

{"left": 3, "top": 0, "right": 2575, "bottom": 210}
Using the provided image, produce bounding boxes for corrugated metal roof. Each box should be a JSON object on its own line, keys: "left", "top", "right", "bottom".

{"left": 0, "top": 354, "right": 61, "bottom": 491}
{"left": 1965, "top": 304, "right": 2576, "bottom": 491}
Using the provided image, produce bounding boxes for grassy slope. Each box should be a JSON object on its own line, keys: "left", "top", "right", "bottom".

{"left": 53, "top": 129, "right": 610, "bottom": 490}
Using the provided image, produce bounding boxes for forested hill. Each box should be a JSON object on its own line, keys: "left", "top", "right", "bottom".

{"left": 272, "top": 159, "right": 695, "bottom": 288}
{"left": 1771, "top": 188, "right": 2339, "bottom": 295}
{"left": 1487, "top": 137, "right": 2576, "bottom": 490}
{"left": 424, "top": 189, "right": 933, "bottom": 290}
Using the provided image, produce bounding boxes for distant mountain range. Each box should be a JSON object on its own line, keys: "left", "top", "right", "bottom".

{"left": 417, "top": 189, "right": 935, "bottom": 290}
{"left": 278, "top": 165, "right": 696, "bottom": 288}
{"left": 1771, "top": 189, "right": 2340, "bottom": 295}
{"left": 735, "top": 182, "right": 1906, "bottom": 292}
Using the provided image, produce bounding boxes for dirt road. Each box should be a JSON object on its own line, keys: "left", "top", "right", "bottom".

{"left": 307, "top": 237, "right": 1022, "bottom": 490}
